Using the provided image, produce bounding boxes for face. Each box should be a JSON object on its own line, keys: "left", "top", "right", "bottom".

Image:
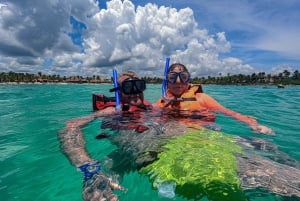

{"left": 120, "top": 93, "right": 144, "bottom": 106}
{"left": 167, "top": 65, "right": 189, "bottom": 97}
{"left": 118, "top": 78, "right": 146, "bottom": 106}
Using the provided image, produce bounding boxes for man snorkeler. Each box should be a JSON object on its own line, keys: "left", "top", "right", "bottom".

{"left": 59, "top": 71, "right": 152, "bottom": 201}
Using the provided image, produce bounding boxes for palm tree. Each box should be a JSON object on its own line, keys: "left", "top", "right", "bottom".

{"left": 283, "top": 70, "right": 290, "bottom": 78}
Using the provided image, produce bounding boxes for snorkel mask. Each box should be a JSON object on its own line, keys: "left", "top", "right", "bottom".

{"left": 120, "top": 78, "right": 146, "bottom": 95}
{"left": 110, "top": 78, "right": 146, "bottom": 95}
{"left": 167, "top": 71, "right": 190, "bottom": 84}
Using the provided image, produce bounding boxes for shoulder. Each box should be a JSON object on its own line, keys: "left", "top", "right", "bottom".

{"left": 195, "top": 92, "right": 223, "bottom": 109}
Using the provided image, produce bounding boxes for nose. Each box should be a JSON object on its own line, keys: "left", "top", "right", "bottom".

{"left": 133, "top": 85, "right": 137, "bottom": 92}
{"left": 175, "top": 74, "right": 181, "bottom": 83}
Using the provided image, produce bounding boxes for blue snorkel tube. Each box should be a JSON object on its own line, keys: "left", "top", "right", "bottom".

{"left": 113, "top": 69, "right": 121, "bottom": 111}
{"left": 162, "top": 57, "right": 170, "bottom": 98}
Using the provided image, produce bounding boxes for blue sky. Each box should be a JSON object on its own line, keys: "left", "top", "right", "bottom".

{"left": 0, "top": 0, "right": 299, "bottom": 77}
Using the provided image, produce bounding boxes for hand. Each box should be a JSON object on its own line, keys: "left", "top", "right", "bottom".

{"left": 250, "top": 124, "right": 274, "bottom": 135}
{"left": 82, "top": 172, "right": 126, "bottom": 201}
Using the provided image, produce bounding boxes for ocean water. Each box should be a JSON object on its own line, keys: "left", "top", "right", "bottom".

{"left": 0, "top": 83, "right": 299, "bottom": 201}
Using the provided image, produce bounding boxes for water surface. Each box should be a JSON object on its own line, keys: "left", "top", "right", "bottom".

{"left": 0, "top": 84, "right": 299, "bottom": 201}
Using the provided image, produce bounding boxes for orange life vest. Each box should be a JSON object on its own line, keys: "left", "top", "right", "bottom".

{"left": 92, "top": 94, "right": 152, "bottom": 111}
{"left": 92, "top": 94, "right": 153, "bottom": 133}
{"left": 155, "top": 85, "right": 216, "bottom": 121}
{"left": 156, "top": 84, "right": 203, "bottom": 109}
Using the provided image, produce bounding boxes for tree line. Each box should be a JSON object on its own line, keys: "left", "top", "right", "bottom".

{"left": 1, "top": 69, "right": 299, "bottom": 85}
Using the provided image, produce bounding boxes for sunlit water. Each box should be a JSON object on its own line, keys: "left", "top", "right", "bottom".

{"left": 0, "top": 84, "right": 299, "bottom": 201}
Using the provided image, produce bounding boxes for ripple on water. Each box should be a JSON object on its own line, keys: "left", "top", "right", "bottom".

{"left": 0, "top": 84, "right": 299, "bottom": 201}
{"left": 0, "top": 143, "right": 28, "bottom": 162}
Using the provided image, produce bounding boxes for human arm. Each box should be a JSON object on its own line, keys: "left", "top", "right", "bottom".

{"left": 58, "top": 107, "right": 125, "bottom": 201}
{"left": 196, "top": 93, "right": 274, "bottom": 135}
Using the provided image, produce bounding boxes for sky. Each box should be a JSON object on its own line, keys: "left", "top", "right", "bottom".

{"left": 0, "top": 0, "right": 299, "bottom": 78}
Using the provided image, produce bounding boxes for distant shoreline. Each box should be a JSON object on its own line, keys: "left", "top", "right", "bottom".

{"left": 1, "top": 81, "right": 296, "bottom": 87}
{"left": 0, "top": 81, "right": 112, "bottom": 85}
{"left": 1, "top": 69, "right": 299, "bottom": 85}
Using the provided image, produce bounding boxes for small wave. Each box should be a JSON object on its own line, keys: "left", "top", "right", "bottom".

{"left": 0, "top": 144, "right": 28, "bottom": 161}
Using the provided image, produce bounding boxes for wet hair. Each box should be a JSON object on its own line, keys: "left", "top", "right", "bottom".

{"left": 168, "top": 63, "right": 189, "bottom": 73}
{"left": 117, "top": 71, "right": 139, "bottom": 84}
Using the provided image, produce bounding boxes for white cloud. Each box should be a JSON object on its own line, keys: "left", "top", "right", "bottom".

{"left": 271, "top": 65, "right": 294, "bottom": 75}
{"left": 0, "top": 0, "right": 261, "bottom": 77}
{"left": 192, "top": 0, "right": 300, "bottom": 60}
{"left": 255, "top": 29, "right": 300, "bottom": 59}
{"left": 79, "top": 0, "right": 248, "bottom": 77}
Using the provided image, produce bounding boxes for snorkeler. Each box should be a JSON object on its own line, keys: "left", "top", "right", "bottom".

{"left": 154, "top": 62, "right": 274, "bottom": 135}
{"left": 58, "top": 67, "right": 300, "bottom": 201}
{"left": 59, "top": 71, "right": 152, "bottom": 201}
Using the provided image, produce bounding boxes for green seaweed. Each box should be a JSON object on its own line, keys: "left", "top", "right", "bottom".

{"left": 140, "top": 128, "right": 247, "bottom": 201}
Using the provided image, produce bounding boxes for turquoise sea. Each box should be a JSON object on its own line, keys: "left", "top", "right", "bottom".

{"left": 0, "top": 83, "right": 299, "bottom": 201}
